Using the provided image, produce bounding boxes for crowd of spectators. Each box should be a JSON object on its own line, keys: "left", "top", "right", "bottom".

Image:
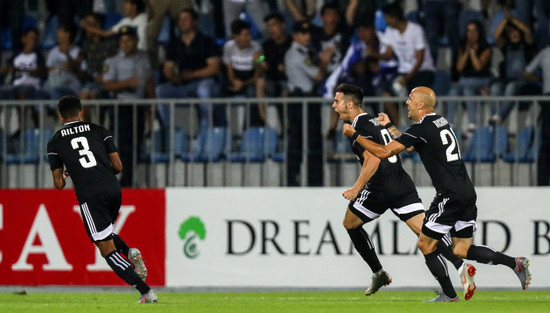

{"left": 1, "top": 0, "right": 550, "bottom": 185}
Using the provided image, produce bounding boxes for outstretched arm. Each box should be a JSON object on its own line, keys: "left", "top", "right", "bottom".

{"left": 378, "top": 113, "right": 415, "bottom": 152}
{"left": 343, "top": 124, "right": 407, "bottom": 159}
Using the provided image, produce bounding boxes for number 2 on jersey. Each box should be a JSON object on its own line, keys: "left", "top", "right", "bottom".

{"left": 71, "top": 137, "right": 97, "bottom": 168}
{"left": 440, "top": 129, "right": 460, "bottom": 162}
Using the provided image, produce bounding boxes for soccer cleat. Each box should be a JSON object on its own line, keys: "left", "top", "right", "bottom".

{"left": 128, "top": 248, "right": 148, "bottom": 281}
{"left": 138, "top": 289, "right": 158, "bottom": 303}
{"left": 423, "top": 291, "right": 459, "bottom": 303}
{"left": 365, "top": 270, "right": 392, "bottom": 296}
{"left": 514, "top": 257, "right": 532, "bottom": 290}
{"left": 461, "top": 263, "right": 477, "bottom": 300}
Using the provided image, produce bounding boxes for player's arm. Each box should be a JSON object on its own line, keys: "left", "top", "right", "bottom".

{"left": 343, "top": 124, "right": 406, "bottom": 159}
{"left": 378, "top": 112, "right": 415, "bottom": 152}
{"left": 343, "top": 150, "right": 380, "bottom": 201}
{"left": 109, "top": 152, "right": 123, "bottom": 174}
{"left": 51, "top": 168, "right": 66, "bottom": 189}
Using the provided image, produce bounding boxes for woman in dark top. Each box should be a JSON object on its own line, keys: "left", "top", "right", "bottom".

{"left": 447, "top": 20, "right": 492, "bottom": 134}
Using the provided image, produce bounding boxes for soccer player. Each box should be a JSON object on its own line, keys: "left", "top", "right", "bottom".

{"left": 343, "top": 86, "right": 532, "bottom": 302}
{"left": 47, "top": 96, "right": 157, "bottom": 303}
{"left": 332, "top": 84, "right": 475, "bottom": 299}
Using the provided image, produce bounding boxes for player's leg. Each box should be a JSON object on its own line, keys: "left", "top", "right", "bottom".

{"left": 95, "top": 239, "right": 157, "bottom": 303}
{"left": 344, "top": 203, "right": 391, "bottom": 295}
{"left": 108, "top": 193, "right": 148, "bottom": 280}
{"left": 453, "top": 236, "right": 532, "bottom": 290}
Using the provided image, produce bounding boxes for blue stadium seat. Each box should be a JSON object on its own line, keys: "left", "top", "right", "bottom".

{"left": 228, "top": 127, "right": 278, "bottom": 162}
{"left": 157, "top": 16, "right": 171, "bottom": 46}
{"left": 179, "top": 127, "right": 230, "bottom": 162}
{"left": 6, "top": 128, "right": 52, "bottom": 164}
{"left": 374, "top": 9, "right": 387, "bottom": 32}
{"left": 503, "top": 126, "right": 536, "bottom": 163}
{"left": 41, "top": 15, "right": 59, "bottom": 50}
{"left": 141, "top": 128, "right": 189, "bottom": 163}
{"left": 463, "top": 126, "right": 497, "bottom": 162}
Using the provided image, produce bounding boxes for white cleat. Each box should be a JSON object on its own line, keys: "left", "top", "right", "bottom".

{"left": 461, "top": 263, "right": 477, "bottom": 300}
{"left": 138, "top": 289, "right": 158, "bottom": 303}
{"left": 128, "top": 248, "right": 148, "bottom": 281}
{"left": 365, "top": 270, "right": 392, "bottom": 296}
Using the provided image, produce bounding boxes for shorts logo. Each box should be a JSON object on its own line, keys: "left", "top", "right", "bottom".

{"left": 178, "top": 216, "right": 206, "bottom": 259}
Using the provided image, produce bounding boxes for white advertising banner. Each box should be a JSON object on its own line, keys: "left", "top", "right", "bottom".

{"left": 166, "top": 187, "right": 550, "bottom": 288}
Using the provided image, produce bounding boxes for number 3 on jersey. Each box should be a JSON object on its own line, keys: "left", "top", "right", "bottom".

{"left": 380, "top": 129, "right": 398, "bottom": 163}
{"left": 71, "top": 137, "right": 97, "bottom": 168}
{"left": 440, "top": 129, "right": 460, "bottom": 162}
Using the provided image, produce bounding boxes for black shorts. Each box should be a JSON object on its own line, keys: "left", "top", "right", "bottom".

{"left": 78, "top": 192, "right": 122, "bottom": 242}
{"left": 348, "top": 189, "right": 425, "bottom": 223}
{"left": 422, "top": 196, "right": 478, "bottom": 240}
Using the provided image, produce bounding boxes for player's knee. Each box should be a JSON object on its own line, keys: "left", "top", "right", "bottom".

{"left": 342, "top": 217, "right": 362, "bottom": 230}
{"left": 453, "top": 246, "right": 468, "bottom": 259}
{"left": 417, "top": 239, "right": 437, "bottom": 255}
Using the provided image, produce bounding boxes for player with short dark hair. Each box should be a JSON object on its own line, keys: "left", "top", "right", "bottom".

{"left": 47, "top": 95, "right": 157, "bottom": 303}
{"left": 343, "top": 86, "right": 532, "bottom": 302}
{"left": 332, "top": 83, "right": 475, "bottom": 298}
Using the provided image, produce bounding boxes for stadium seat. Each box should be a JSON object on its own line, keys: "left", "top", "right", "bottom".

{"left": 157, "top": 16, "right": 171, "bottom": 46}
{"left": 179, "top": 127, "right": 230, "bottom": 162}
{"left": 140, "top": 128, "right": 189, "bottom": 163}
{"left": 228, "top": 127, "right": 278, "bottom": 162}
{"left": 463, "top": 126, "right": 498, "bottom": 162}
{"left": 41, "top": 15, "right": 59, "bottom": 50}
{"left": 6, "top": 128, "right": 52, "bottom": 164}
{"left": 503, "top": 126, "right": 536, "bottom": 163}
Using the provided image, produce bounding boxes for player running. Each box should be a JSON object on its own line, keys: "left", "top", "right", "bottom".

{"left": 343, "top": 86, "right": 531, "bottom": 302}
{"left": 47, "top": 95, "right": 157, "bottom": 303}
{"left": 332, "top": 84, "right": 476, "bottom": 299}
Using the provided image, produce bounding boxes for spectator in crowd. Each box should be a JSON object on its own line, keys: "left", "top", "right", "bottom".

{"left": 420, "top": 0, "right": 462, "bottom": 64}
{"left": 261, "top": 12, "right": 292, "bottom": 98}
{"left": 44, "top": 21, "right": 82, "bottom": 101}
{"left": 0, "top": 0, "right": 25, "bottom": 51}
{"left": 102, "top": 26, "right": 155, "bottom": 187}
{"left": 338, "top": 0, "right": 376, "bottom": 27}
{"left": 223, "top": 19, "right": 264, "bottom": 127}
{"left": 0, "top": 28, "right": 49, "bottom": 129}
{"left": 446, "top": 20, "right": 492, "bottom": 134}
{"left": 156, "top": 8, "right": 224, "bottom": 129}
{"left": 46, "top": 0, "right": 93, "bottom": 26}
{"left": 371, "top": 2, "right": 435, "bottom": 125}
{"left": 523, "top": 43, "right": 550, "bottom": 186}
{"left": 78, "top": 12, "right": 119, "bottom": 122}
{"left": 284, "top": 0, "right": 317, "bottom": 22}
{"left": 311, "top": 3, "right": 353, "bottom": 80}
{"left": 222, "top": 0, "right": 269, "bottom": 39}
{"left": 489, "top": 14, "right": 538, "bottom": 126}
{"left": 145, "top": 0, "right": 193, "bottom": 68}
{"left": 284, "top": 21, "right": 333, "bottom": 186}
{"left": 259, "top": 12, "right": 292, "bottom": 127}
{"left": 80, "top": 0, "right": 148, "bottom": 51}
{"left": 488, "top": 0, "right": 530, "bottom": 45}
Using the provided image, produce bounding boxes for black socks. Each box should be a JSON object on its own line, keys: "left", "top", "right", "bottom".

{"left": 105, "top": 251, "right": 150, "bottom": 295}
{"left": 438, "top": 236, "right": 464, "bottom": 270}
{"left": 112, "top": 233, "right": 130, "bottom": 258}
{"left": 466, "top": 244, "right": 516, "bottom": 269}
{"left": 347, "top": 227, "right": 383, "bottom": 273}
{"left": 424, "top": 250, "right": 457, "bottom": 298}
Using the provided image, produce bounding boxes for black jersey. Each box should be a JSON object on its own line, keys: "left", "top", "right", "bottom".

{"left": 47, "top": 121, "right": 121, "bottom": 201}
{"left": 350, "top": 113, "right": 417, "bottom": 196}
{"left": 395, "top": 113, "right": 476, "bottom": 203}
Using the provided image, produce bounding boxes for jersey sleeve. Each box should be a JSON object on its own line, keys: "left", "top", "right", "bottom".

{"left": 395, "top": 124, "right": 425, "bottom": 148}
{"left": 102, "top": 128, "right": 118, "bottom": 154}
{"left": 351, "top": 120, "right": 376, "bottom": 153}
{"left": 47, "top": 138, "right": 63, "bottom": 171}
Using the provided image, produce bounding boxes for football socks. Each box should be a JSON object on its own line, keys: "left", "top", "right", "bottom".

{"left": 105, "top": 251, "right": 150, "bottom": 295}
{"left": 438, "top": 236, "right": 464, "bottom": 270}
{"left": 424, "top": 250, "right": 457, "bottom": 298}
{"left": 112, "top": 233, "right": 131, "bottom": 258}
{"left": 466, "top": 244, "right": 516, "bottom": 268}
{"left": 347, "top": 227, "right": 383, "bottom": 273}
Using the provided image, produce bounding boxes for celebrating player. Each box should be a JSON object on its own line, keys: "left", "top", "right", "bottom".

{"left": 343, "top": 86, "right": 532, "bottom": 302}
{"left": 47, "top": 96, "right": 157, "bottom": 303}
{"left": 332, "top": 84, "right": 475, "bottom": 299}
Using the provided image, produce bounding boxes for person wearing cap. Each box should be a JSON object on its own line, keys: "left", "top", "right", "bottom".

{"left": 283, "top": 21, "right": 334, "bottom": 186}
{"left": 102, "top": 26, "right": 155, "bottom": 187}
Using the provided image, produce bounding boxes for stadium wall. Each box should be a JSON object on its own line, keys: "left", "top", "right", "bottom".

{"left": 1, "top": 188, "right": 549, "bottom": 289}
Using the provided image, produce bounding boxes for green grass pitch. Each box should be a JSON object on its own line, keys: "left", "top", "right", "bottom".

{"left": 1, "top": 290, "right": 549, "bottom": 313}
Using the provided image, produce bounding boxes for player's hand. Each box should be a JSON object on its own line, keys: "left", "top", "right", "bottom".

{"left": 63, "top": 169, "right": 69, "bottom": 179}
{"left": 342, "top": 188, "right": 359, "bottom": 201}
{"left": 343, "top": 124, "right": 356, "bottom": 137}
{"left": 378, "top": 113, "right": 391, "bottom": 126}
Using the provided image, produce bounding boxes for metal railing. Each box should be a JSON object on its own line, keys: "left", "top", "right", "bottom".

{"left": 0, "top": 95, "right": 546, "bottom": 188}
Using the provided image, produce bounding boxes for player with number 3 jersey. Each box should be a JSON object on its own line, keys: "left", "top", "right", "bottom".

{"left": 47, "top": 96, "right": 158, "bottom": 303}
